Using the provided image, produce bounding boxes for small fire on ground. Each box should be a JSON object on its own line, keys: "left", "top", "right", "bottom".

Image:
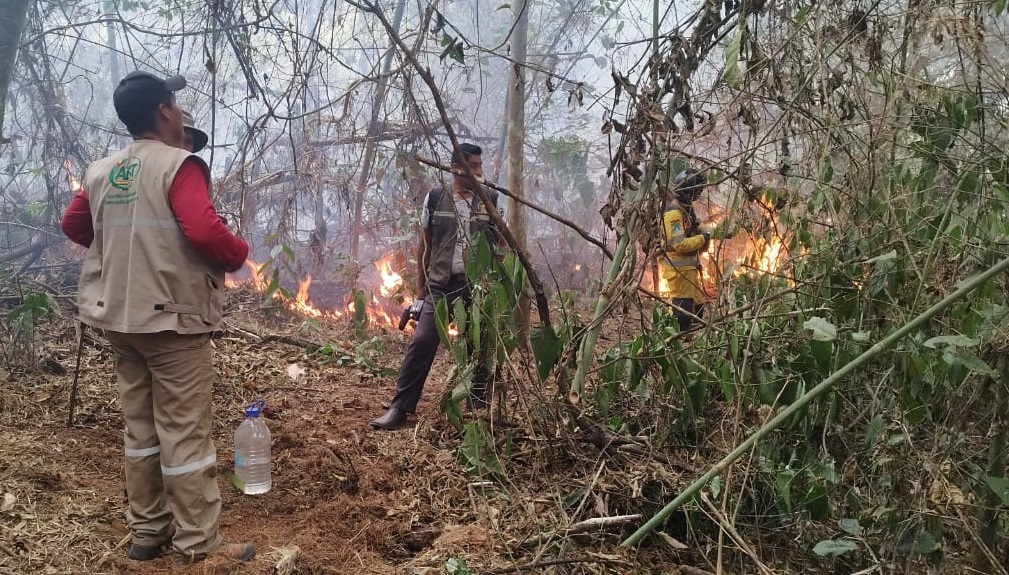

{"left": 225, "top": 254, "right": 406, "bottom": 329}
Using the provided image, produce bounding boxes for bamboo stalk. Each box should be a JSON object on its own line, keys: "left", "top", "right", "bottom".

{"left": 621, "top": 255, "right": 1009, "bottom": 547}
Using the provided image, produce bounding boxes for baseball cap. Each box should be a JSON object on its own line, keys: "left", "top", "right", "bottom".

{"left": 181, "top": 110, "right": 209, "bottom": 152}
{"left": 113, "top": 71, "right": 187, "bottom": 130}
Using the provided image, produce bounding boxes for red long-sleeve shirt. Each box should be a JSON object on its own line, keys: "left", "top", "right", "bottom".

{"left": 60, "top": 158, "right": 249, "bottom": 272}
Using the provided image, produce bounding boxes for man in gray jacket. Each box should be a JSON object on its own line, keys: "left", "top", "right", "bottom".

{"left": 372, "top": 143, "right": 500, "bottom": 430}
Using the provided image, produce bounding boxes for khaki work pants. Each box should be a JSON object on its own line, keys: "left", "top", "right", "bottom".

{"left": 105, "top": 330, "right": 223, "bottom": 556}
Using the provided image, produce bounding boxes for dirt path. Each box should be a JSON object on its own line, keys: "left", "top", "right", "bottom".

{"left": 0, "top": 313, "right": 497, "bottom": 575}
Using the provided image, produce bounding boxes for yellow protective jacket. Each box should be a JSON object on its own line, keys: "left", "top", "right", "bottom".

{"left": 657, "top": 199, "right": 706, "bottom": 304}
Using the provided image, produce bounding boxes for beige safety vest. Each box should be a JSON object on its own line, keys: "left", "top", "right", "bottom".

{"left": 76, "top": 139, "right": 224, "bottom": 334}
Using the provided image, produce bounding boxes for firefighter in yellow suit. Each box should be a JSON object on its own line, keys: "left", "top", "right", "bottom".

{"left": 658, "top": 169, "right": 710, "bottom": 332}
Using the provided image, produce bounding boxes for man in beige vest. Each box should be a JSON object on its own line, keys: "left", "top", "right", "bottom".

{"left": 60, "top": 71, "right": 254, "bottom": 564}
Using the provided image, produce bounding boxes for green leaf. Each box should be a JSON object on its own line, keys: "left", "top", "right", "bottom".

{"left": 813, "top": 538, "right": 857, "bottom": 557}
{"left": 709, "top": 475, "right": 722, "bottom": 499}
{"left": 803, "top": 316, "right": 837, "bottom": 341}
{"left": 775, "top": 467, "right": 796, "bottom": 514}
{"left": 897, "top": 528, "right": 941, "bottom": 555}
{"left": 530, "top": 326, "right": 562, "bottom": 382}
{"left": 985, "top": 476, "right": 1009, "bottom": 506}
{"left": 440, "top": 39, "right": 465, "bottom": 64}
{"left": 793, "top": 6, "right": 809, "bottom": 26}
{"left": 995, "top": 0, "right": 1008, "bottom": 16}
{"left": 594, "top": 56, "right": 608, "bottom": 68}
{"left": 839, "top": 518, "right": 863, "bottom": 536}
{"left": 563, "top": 487, "right": 587, "bottom": 509}
{"left": 225, "top": 470, "right": 246, "bottom": 493}
{"left": 353, "top": 289, "right": 368, "bottom": 340}
{"left": 434, "top": 298, "right": 451, "bottom": 344}
{"left": 805, "top": 483, "right": 829, "bottom": 520}
{"left": 922, "top": 334, "right": 977, "bottom": 349}
{"left": 495, "top": 2, "right": 511, "bottom": 10}
{"left": 953, "top": 353, "right": 998, "bottom": 377}
{"left": 457, "top": 421, "right": 501, "bottom": 477}
{"left": 865, "top": 250, "right": 897, "bottom": 264}
{"left": 724, "top": 24, "right": 744, "bottom": 89}
{"left": 810, "top": 340, "right": 833, "bottom": 374}
{"left": 865, "top": 414, "right": 884, "bottom": 448}
{"left": 445, "top": 556, "right": 473, "bottom": 575}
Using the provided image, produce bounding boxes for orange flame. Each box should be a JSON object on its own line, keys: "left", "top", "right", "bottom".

{"left": 649, "top": 213, "right": 791, "bottom": 297}
{"left": 225, "top": 256, "right": 407, "bottom": 329}
{"left": 376, "top": 255, "right": 402, "bottom": 298}
{"left": 65, "top": 160, "right": 82, "bottom": 193}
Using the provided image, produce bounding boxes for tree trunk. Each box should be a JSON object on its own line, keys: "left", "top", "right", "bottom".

{"left": 103, "top": 0, "right": 125, "bottom": 149}
{"left": 348, "top": 0, "right": 407, "bottom": 270}
{"left": 507, "top": 0, "right": 531, "bottom": 348}
{"left": 0, "top": 0, "right": 32, "bottom": 140}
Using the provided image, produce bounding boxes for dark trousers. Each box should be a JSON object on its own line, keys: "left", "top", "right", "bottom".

{"left": 389, "top": 276, "right": 488, "bottom": 413}
{"left": 671, "top": 298, "right": 704, "bottom": 332}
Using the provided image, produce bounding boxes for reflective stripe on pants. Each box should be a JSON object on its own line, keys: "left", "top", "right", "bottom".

{"left": 107, "top": 330, "right": 223, "bottom": 556}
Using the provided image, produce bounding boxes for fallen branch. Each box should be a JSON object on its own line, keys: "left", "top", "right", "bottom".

{"left": 222, "top": 321, "right": 326, "bottom": 352}
{"left": 566, "top": 514, "right": 642, "bottom": 534}
{"left": 484, "top": 554, "right": 629, "bottom": 574}
{"left": 0, "top": 239, "right": 46, "bottom": 265}
{"left": 622, "top": 255, "right": 1009, "bottom": 546}
{"left": 523, "top": 514, "right": 642, "bottom": 546}
{"left": 415, "top": 155, "right": 613, "bottom": 260}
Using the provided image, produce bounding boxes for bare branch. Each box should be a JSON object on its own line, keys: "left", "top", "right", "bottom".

{"left": 415, "top": 155, "right": 613, "bottom": 260}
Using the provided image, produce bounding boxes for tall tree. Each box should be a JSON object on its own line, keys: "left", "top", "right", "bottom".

{"left": 349, "top": 0, "right": 407, "bottom": 269}
{"left": 507, "top": 0, "right": 531, "bottom": 347}
{"left": 0, "top": 0, "right": 32, "bottom": 140}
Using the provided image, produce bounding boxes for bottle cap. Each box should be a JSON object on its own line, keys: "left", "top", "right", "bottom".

{"left": 245, "top": 399, "right": 266, "bottom": 418}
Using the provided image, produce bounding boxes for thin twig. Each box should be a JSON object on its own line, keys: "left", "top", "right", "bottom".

{"left": 699, "top": 492, "right": 774, "bottom": 575}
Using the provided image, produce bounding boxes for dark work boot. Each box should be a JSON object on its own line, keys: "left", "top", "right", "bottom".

{"left": 127, "top": 526, "right": 174, "bottom": 561}
{"left": 128, "top": 541, "right": 170, "bottom": 561}
{"left": 371, "top": 407, "right": 408, "bottom": 430}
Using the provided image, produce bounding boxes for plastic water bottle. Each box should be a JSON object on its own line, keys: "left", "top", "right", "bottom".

{"left": 234, "top": 400, "right": 271, "bottom": 495}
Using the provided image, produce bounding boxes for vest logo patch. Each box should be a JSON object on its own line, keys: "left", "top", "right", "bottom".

{"left": 108, "top": 157, "right": 141, "bottom": 191}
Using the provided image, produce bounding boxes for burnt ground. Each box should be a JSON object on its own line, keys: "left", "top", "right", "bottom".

{"left": 0, "top": 287, "right": 697, "bottom": 575}
{"left": 1, "top": 283, "right": 984, "bottom": 575}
